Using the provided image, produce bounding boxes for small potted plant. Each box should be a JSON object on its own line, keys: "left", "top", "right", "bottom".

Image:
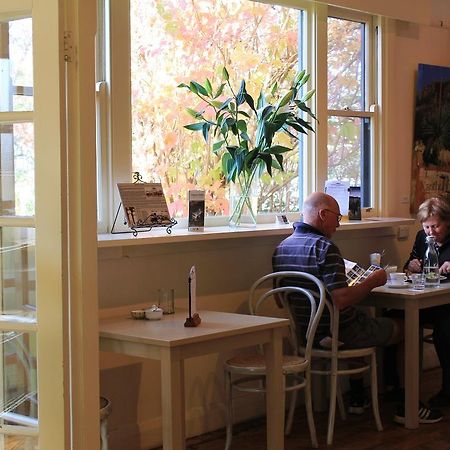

{"left": 178, "top": 67, "right": 316, "bottom": 226}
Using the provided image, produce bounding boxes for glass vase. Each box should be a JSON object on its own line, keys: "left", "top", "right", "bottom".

{"left": 229, "top": 171, "right": 259, "bottom": 227}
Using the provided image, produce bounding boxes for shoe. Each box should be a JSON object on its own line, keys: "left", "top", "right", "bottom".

{"left": 348, "top": 396, "right": 371, "bottom": 415}
{"left": 429, "top": 391, "right": 450, "bottom": 408}
{"left": 393, "top": 402, "right": 443, "bottom": 424}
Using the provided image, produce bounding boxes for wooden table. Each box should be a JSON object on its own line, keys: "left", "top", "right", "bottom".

{"left": 99, "top": 310, "right": 289, "bottom": 450}
{"left": 363, "top": 283, "right": 450, "bottom": 429}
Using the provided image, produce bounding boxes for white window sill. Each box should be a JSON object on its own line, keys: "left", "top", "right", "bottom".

{"left": 97, "top": 217, "right": 415, "bottom": 248}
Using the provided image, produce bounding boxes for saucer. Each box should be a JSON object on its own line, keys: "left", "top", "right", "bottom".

{"left": 386, "top": 282, "right": 409, "bottom": 289}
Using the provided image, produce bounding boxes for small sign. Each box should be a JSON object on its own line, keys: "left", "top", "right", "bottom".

{"left": 188, "top": 190, "right": 205, "bottom": 231}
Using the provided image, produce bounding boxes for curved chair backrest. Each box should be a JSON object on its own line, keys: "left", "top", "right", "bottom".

{"left": 248, "top": 271, "right": 327, "bottom": 360}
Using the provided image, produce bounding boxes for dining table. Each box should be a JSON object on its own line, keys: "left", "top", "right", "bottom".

{"left": 99, "top": 309, "right": 289, "bottom": 450}
{"left": 363, "top": 281, "right": 450, "bottom": 429}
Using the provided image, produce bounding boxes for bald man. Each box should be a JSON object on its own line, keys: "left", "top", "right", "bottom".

{"left": 273, "top": 193, "right": 406, "bottom": 417}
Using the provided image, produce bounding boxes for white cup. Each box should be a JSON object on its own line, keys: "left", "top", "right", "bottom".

{"left": 390, "top": 272, "right": 406, "bottom": 286}
{"left": 370, "top": 253, "right": 381, "bottom": 266}
{"left": 385, "top": 265, "right": 398, "bottom": 279}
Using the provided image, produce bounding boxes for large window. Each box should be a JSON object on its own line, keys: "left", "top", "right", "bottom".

{"left": 327, "top": 12, "right": 376, "bottom": 207}
{"left": 102, "top": 1, "right": 382, "bottom": 229}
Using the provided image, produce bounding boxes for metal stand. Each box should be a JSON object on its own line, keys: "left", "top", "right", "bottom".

{"left": 110, "top": 172, "right": 177, "bottom": 236}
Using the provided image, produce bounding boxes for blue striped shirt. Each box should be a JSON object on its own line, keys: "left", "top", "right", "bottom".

{"left": 272, "top": 222, "right": 357, "bottom": 338}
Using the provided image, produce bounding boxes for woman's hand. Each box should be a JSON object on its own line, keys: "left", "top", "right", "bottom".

{"left": 406, "top": 258, "right": 422, "bottom": 274}
{"left": 440, "top": 261, "right": 450, "bottom": 275}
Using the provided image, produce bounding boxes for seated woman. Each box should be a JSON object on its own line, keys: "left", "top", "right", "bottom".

{"left": 403, "top": 196, "right": 450, "bottom": 408}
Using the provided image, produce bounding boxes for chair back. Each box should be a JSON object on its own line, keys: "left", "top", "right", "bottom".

{"left": 248, "top": 271, "right": 326, "bottom": 361}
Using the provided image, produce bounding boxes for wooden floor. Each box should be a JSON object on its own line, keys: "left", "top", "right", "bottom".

{"left": 176, "top": 368, "right": 450, "bottom": 450}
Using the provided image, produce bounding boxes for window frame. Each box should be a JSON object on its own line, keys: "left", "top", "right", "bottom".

{"left": 100, "top": 0, "right": 384, "bottom": 233}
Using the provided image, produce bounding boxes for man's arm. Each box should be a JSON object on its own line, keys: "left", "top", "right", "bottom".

{"left": 330, "top": 269, "right": 387, "bottom": 310}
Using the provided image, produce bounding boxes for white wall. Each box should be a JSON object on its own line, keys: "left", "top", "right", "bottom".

{"left": 98, "top": 15, "right": 450, "bottom": 450}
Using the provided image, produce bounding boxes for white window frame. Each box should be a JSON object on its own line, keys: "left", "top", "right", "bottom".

{"left": 100, "top": 0, "right": 384, "bottom": 233}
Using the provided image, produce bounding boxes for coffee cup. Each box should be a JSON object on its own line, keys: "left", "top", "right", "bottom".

{"left": 389, "top": 272, "right": 406, "bottom": 286}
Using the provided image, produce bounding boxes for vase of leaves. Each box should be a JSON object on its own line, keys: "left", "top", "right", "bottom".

{"left": 179, "top": 67, "right": 316, "bottom": 226}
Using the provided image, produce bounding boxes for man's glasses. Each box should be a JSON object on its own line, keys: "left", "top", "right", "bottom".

{"left": 323, "top": 209, "right": 342, "bottom": 222}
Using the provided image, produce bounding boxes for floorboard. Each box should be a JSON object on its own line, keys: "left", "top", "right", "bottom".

{"left": 174, "top": 368, "right": 450, "bottom": 450}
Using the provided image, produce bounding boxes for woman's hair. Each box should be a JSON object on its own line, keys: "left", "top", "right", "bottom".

{"left": 417, "top": 196, "right": 450, "bottom": 223}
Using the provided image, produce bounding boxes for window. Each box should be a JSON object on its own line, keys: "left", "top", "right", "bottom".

{"left": 327, "top": 12, "right": 376, "bottom": 208}
{"left": 102, "top": 1, "right": 382, "bottom": 230}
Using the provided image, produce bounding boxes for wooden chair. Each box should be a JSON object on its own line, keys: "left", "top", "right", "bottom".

{"left": 223, "top": 271, "right": 326, "bottom": 449}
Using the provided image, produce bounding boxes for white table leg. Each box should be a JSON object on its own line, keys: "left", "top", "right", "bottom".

{"left": 161, "top": 348, "right": 185, "bottom": 450}
{"left": 404, "top": 307, "right": 419, "bottom": 429}
{"left": 264, "top": 328, "right": 284, "bottom": 450}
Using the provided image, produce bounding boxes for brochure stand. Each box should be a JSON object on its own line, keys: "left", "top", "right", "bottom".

{"left": 111, "top": 172, "right": 177, "bottom": 236}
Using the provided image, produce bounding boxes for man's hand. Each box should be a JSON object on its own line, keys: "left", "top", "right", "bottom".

{"left": 406, "top": 258, "right": 422, "bottom": 274}
{"left": 366, "top": 267, "right": 387, "bottom": 288}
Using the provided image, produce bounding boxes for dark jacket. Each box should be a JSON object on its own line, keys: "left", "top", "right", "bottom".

{"left": 403, "top": 229, "right": 450, "bottom": 273}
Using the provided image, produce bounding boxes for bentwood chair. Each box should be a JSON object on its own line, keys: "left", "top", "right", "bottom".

{"left": 224, "top": 272, "right": 326, "bottom": 449}
{"left": 308, "top": 299, "right": 383, "bottom": 445}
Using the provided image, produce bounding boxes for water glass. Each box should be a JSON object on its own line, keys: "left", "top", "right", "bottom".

{"left": 410, "top": 273, "right": 425, "bottom": 290}
{"left": 158, "top": 288, "right": 175, "bottom": 314}
{"left": 369, "top": 253, "right": 381, "bottom": 266}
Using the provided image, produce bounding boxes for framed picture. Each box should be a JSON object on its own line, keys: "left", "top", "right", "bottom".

{"left": 411, "top": 63, "right": 450, "bottom": 212}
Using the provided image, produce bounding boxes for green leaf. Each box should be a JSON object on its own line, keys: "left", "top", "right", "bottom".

{"left": 205, "top": 78, "right": 213, "bottom": 96}
{"left": 258, "top": 153, "right": 273, "bottom": 176}
{"left": 301, "top": 89, "right": 316, "bottom": 103}
{"left": 186, "top": 107, "right": 202, "bottom": 119}
{"left": 218, "top": 98, "right": 232, "bottom": 111}
{"left": 293, "top": 70, "right": 305, "bottom": 85}
{"left": 285, "top": 120, "right": 307, "bottom": 134}
{"left": 213, "top": 140, "right": 225, "bottom": 153}
{"left": 236, "top": 120, "right": 247, "bottom": 133}
{"left": 214, "top": 83, "right": 226, "bottom": 99}
{"left": 236, "top": 80, "right": 246, "bottom": 105}
{"left": 244, "top": 93, "right": 256, "bottom": 113}
{"left": 184, "top": 123, "right": 204, "bottom": 131}
{"left": 268, "top": 145, "right": 292, "bottom": 154}
{"left": 202, "top": 122, "right": 211, "bottom": 141}
{"left": 274, "top": 154, "right": 284, "bottom": 170}
{"left": 190, "top": 81, "right": 208, "bottom": 96}
{"left": 271, "top": 82, "right": 278, "bottom": 96}
{"left": 222, "top": 67, "right": 229, "bottom": 82}
{"left": 277, "top": 89, "right": 294, "bottom": 108}
{"left": 177, "top": 82, "right": 190, "bottom": 89}
{"left": 294, "top": 117, "right": 315, "bottom": 132}
{"left": 294, "top": 101, "right": 317, "bottom": 120}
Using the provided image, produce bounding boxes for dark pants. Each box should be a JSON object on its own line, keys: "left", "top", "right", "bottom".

{"left": 384, "top": 304, "right": 450, "bottom": 394}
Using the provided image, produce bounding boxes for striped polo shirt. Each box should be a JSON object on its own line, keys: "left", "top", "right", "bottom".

{"left": 272, "top": 221, "right": 357, "bottom": 340}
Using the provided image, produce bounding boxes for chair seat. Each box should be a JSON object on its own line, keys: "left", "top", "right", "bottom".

{"left": 225, "top": 354, "right": 307, "bottom": 375}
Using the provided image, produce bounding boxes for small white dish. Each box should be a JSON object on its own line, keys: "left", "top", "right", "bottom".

{"left": 145, "top": 305, "right": 163, "bottom": 320}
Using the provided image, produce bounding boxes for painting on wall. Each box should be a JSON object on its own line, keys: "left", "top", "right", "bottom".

{"left": 410, "top": 63, "right": 450, "bottom": 213}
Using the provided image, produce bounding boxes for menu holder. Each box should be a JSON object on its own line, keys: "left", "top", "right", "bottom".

{"left": 111, "top": 172, "right": 177, "bottom": 236}
{"left": 185, "top": 266, "right": 201, "bottom": 327}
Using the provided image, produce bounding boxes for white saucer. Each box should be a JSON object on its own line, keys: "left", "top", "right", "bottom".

{"left": 386, "top": 282, "right": 409, "bottom": 289}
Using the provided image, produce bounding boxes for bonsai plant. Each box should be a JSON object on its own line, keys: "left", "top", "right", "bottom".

{"left": 178, "top": 67, "right": 316, "bottom": 226}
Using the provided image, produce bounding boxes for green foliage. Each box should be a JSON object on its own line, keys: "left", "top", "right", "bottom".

{"left": 178, "top": 67, "right": 316, "bottom": 184}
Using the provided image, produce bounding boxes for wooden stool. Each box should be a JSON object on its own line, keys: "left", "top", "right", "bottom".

{"left": 100, "top": 397, "right": 112, "bottom": 450}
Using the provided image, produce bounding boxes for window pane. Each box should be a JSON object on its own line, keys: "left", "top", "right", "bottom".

{"left": 0, "top": 18, "right": 34, "bottom": 112}
{"left": 0, "top": 123, "right": 35, "bottom": 217}
{"left": 328, "top": 116, "right": 371, "bottom": 203}
{"left": 328, "top": 17, "right": 364, "bottom": 110}
{"left": 0, "top": 331, "right": 37, "bottom": 432}
{"left": 0, "top": 227, "right": 35, "bottom": 318}
{"left": 130, "top": 0, "right": 304, "bottom": 217}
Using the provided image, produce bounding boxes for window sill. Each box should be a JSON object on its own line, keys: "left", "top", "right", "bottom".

{"left": 97, "top": 217, "right": 415, "bottom": 248}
